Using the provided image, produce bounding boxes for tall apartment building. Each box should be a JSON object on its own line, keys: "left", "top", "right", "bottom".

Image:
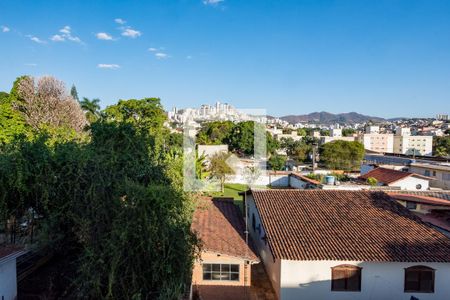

{"left": 393, "top": 127, "right": 433, "bottom": 156}
{"left": 358, "top": 126, "right": 394, "bottom": 153}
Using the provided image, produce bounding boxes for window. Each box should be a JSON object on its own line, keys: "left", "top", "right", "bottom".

{"left": 406, "top": 201, "right": 417, "bottom": 210}
{"left": 331, "top": 265, "right": 361, "bottom": 292}
{"left": 404, "top": 266, "right": 434, "bottom": 293}
{"left": 424, "top": 170, "right": 431, "bottom": 176}
{"left": 202, "top": 264, "right": 239, "bottom": 281}
{"left": 432, "top": 171, "right": 436, "bottom": 177}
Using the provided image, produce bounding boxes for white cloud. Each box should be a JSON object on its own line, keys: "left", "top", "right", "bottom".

{"left": 51, "top": 25, "right": 82, "bottom": 43}
{"left": 97, "top": 64, "right": 120, "bottom": 69}
{"left": 115, "top": 18, "right": 126, "bottom": 25}
{"left": 24, "top": 63, "right": 37, "bottom": 67}
{"left": 148, "top": 47, "right": 158, "bottom": 52}
{"left": 121, "top": 28, "right": 141, "bottom": 38}
{"left": 27, "top": 35, "right": 46, "bottom": 44}
{"left": 155, "top": 52, "right": 169, "bottom": 59}
{"left": 203, "top": 0, "right": 224, "bottom": 5}
{"left": 96, "top": 32, "right": 113, "bottom": 40}
{"left": 51, "top": 34, "right": 65, "bottom": 42}
{"left": 1, "top": 26, "right": 10, "bottom": 33}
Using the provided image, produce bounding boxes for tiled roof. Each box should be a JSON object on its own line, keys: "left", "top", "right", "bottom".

{"left": 359, "top": 167, "right": 425, "bottom": 185}
{"left": 388, "top": 190, "right": 450, "bottom": 201}
{"left": 290, "top": 173, "right": 321, "bottom": 185}
{"left": 250, "top": 189, "right": 450, "bottom": 262}
{"left": 388, "top": 193, "right": 450, "bottom": 207}
{"left": 192, "top": 197, "right": 259, "bottom": 261}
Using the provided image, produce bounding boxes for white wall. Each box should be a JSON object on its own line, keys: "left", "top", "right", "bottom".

{"left": 0, "top": 258, "right": 18, "bottom": 300}
{"left": 392, "top": 176, "right": 429, "bottom": 190}
{"left": 289, "top": 176, "right": 308, "bottom": 189}
{"left": 279, "top": 260, "right": 450, "bottom": 300}
{"left": 246, "top": 194, "right": 281, "bottom": 298}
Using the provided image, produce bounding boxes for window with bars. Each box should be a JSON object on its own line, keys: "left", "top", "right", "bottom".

{"left": 331, "top": 265, "right": 361, "bottom": 292}
{"left": 404, "top": 266, "right": 435, "bottom": 293}
{"left": 202, "top": 264, "right": 240, "bottom": 281}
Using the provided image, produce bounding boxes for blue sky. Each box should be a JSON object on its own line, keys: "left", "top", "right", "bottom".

{"left": 0, "top": 0, "right": 449, "bottom": 118}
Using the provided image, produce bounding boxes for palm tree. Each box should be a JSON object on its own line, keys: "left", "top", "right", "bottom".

{"left": 79, "top": 97, "right": 101, "bottom": 123}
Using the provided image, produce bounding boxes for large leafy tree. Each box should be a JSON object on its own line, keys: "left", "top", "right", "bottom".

{"left": 0, "top": 78, "right": 198, "bottom": 298}
{"left": 319, "top": 140, "right": 365, "bottom": 170}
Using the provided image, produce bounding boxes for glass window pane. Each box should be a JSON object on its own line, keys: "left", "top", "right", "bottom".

{"left": 203, "top": 264, "right": 211, "bottom": 272}
{"left": 212, "top": 272, "right": 222, "bottom": 280}
{"left": 405, "top": 270, "right": 420, "bottom": 291}
{"left": 231, "top": 273, "right": 239, "bottom": 281}
{"left": 222, "top": 264, "right": 230, "bottom": 272}
{"left": 203, "top": 272, "right": 211, "bottom": 280}
{"left": 230, "top": 264, "right": 239, "bottom": 273}
{"left": 420, "top": 271, "right": 434, "bottom": 292}
{"left": 347, "top": 270, "right": 361, "bottom": 291}
{"left": 332, "top": 269, "right": 346, "bottom": 291}
{"left": 212, "top": 264, "right": 220, "bottom": 272}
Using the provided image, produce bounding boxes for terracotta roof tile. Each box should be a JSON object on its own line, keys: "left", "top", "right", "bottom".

{"left": 359, "top": 167, "right": 415, "bottom": 184}
{"left": 250, "top": 189, "right": 450, "bottom": 262}
{"left": 192, "top": 198, "right": 258, "bottom": 261}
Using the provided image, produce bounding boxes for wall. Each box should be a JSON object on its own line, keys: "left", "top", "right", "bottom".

{"left": 246, "top": 194, "right": 281, "bottom": 298}
{"left": 0, "top": 258, "right": 18, "bottom": 300}
{"left": 192, "top": 251, "right": 251, "bottom": 287}
{"left": 409, "top": 165, "right": 450, "bottom": 190}
{"left": 393, "top": 136, "right": 433, "bottom": 156}
{"left": 279, "top": 260, "right": 450, "bottom": 300}
{"left": 392, "top": 176, "right": 429, "bottom": 190}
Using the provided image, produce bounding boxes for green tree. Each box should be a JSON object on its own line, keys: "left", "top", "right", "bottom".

{"left": 320, "top": 140, "right": 365, "bottom": 170}
{"left": 366, "top": 177, "right": 378, "bottom": 186}
{"left": 209, "top": 152, "right": 235, "bottom": 192}
{"left": 434, "top": 136, "right": 450, "bottom": 157}
{"left": 268, "top": 154, "right": 287, "bottom": 170}
{"left": 342, "top": 128, "right": 356, "bottom": 137}
{"left": 79, "top": 97, "right": 101, "bottom": 123}
{"left": 297, "top": 128, "right": 307, "bottom": 136}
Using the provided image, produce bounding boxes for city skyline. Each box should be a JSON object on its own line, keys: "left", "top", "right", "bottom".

{"left": 1, "top": 0, "right": 450, "bottom": 118}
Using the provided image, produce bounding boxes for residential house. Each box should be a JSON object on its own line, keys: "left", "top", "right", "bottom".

{"left": 191, "top": 198, "right": 259, "bottom": 300}
{"left": 409, "top": 163, "right": 450, "bottom": 190}
{"left": 0, "top": 245, "right": 24, "bottom": 300}
{"left": 360, "top": 167, "right": 430, "bottom": 190}
{"left": 245, "top": 189, "right": 450, "bottom": 300}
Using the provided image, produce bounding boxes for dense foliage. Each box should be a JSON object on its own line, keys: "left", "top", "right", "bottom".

{"left": 196, "top": 120, "right": 279, "bottom": 156}
{"left": 0, "top": 76, "right": 197, "bottom": 299}
{"left": 319, "top": 140, "right": 365, "bottom": 170}
{"left": 434, "top": 136, "right": 450, "bottom": 157}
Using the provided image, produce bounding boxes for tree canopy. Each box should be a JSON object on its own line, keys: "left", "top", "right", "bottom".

{"left": 319, "top": 140, "right": 365, "bottom": 170}
{"left": 0, "top": 76, "right": 197, "bottom": 298}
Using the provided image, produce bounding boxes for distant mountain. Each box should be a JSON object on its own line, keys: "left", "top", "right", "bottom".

{"left": 279, "top": 111, "right": 385, "bottom": 124}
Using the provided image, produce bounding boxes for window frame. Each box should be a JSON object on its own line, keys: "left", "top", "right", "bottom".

{"left": 202, "top": 263, "right": 240, "bottom": 282}
{"left": 331, "top": 264, "right": 362, "bottom": 292}
{"left": 404, "top": 265, "right": 435, "bottom": 293}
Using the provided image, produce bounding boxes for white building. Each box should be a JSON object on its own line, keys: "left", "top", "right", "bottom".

{"left": 358, "top": 133, "right": 394, "bottom": 153}
{"left": 0, "top": 246, "right": 24, "bottom": 300}
{"left": 245, "top": 189, "right": 450, "bottom": 300}
{"left": 360, "top": 167, "right": 430, "bottom": 190}
{"left": 393, "top": 127, "right": 433, "bottom": 156}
